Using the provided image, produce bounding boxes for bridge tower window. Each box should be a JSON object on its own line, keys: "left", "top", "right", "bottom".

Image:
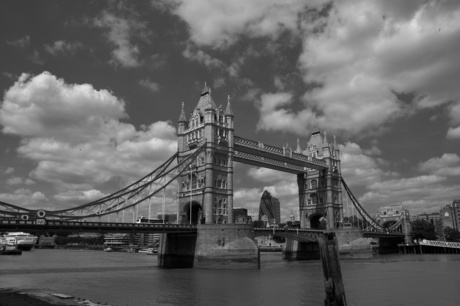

{"left": 311, "top": 180, "right": 318, "bottom": 189}
{"left": 188, "top": 173, "right": 197, "bottom": 190}
{"left": 311, "top": 193, "right": 318, "bottom": 204}
{"left": 222, "top": 199, "right": 227, "bottom": 215}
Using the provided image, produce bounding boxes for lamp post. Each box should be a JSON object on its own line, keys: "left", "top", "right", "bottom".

{"left": 163, "top": 187, "right": 166, "bottom": 224}
{"left": 189, "top": 164, "right": 192, "bottom": 225}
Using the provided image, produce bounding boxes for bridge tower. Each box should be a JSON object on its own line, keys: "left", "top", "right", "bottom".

{"left": 296, "top": 130, "right": 343, "bottom": 229}
{"left": 177, "top": 85, "right": 234, "bottom": 225}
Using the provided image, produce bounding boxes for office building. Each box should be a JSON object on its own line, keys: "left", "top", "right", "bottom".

{"left": 258, "top": 190, "right": 281, "bottom": 225}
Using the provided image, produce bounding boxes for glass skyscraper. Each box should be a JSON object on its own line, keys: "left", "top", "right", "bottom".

{"left": 258, "top": 190, "right": 281, "bottom": 225}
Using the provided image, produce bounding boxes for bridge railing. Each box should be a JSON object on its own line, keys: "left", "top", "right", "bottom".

{"left": 419, "top": 239, "right": 460, "bottom": 249}
{"left": 0, "top": 219, "right": 196, "bottom": 229}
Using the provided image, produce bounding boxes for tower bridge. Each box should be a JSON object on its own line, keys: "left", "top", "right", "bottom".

{"left": 0, "top": 85, "right": 410, "bottom": 268}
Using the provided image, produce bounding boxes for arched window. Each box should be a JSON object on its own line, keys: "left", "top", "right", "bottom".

{"left": 311, "top": 180, "right": 318, "bottom": 189}
{"left": 223, "top": 199, "right": 227, "bottom": 215}
{"left": 190, "top": 173, "right": 197, "bottom": 189}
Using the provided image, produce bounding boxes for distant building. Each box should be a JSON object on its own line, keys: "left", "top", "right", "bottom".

{"left": 417, "top": 212, "right": 441, "bottom": 224}
{"left": 233, "top": 208, "right": 248, "bottom": 218}
{"left": 452, "top": 200, "right": 460, "bottom": 230}
{"left": 259, "top": 190, "right": 281, "bottom": 225}
{"left": 440, "top": 205, "right": 454, "bottom": 229}
{"left": 233, "top": 208, "right": 251, "bottom": 224}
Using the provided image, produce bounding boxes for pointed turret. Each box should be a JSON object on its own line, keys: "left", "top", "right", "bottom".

{"left": 295, "top": 138, "right": 302, "bottom": 153}
{"left": 178, "top": 101, "right": 187, "bottom": 123}
{"left": 308, "top": 127, "right": 322, "bottom": 148}
{"left": 225, "top": 95, "right": 234, "bottom": 116}
{"left": 195, "top": 82, "right": 217, "bottom": 115}
{"left": 201, "top": 82, "right": 209, "bottom": 96}
{"left": 323, "top": 131, "right": 328, "bottom": 146}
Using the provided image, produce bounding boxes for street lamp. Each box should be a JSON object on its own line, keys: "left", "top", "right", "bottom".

{"left": 189, "top": 165, "right": 193, "bottom": 225}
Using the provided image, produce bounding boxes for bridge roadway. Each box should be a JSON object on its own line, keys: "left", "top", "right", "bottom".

{"left": 1, "top": 219, "right": 404, "bottom": 241}
{"left": 0, "top": 219, "right": 197, "bottom": 233}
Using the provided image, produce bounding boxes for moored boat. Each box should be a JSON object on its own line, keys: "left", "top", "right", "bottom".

{"left": 4, "top": 232, "right": 38, "bottom": 251}
{"left": 0, "top": 237, "right": 22, "bottom": 255}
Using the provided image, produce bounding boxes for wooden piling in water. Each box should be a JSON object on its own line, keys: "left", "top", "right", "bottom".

{"left": 318, "top": 232, "right": 347, "bottom": 306}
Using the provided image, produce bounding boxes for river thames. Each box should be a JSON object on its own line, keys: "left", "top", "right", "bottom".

{"left": 1, "top": 249, "right": 460, "bottom": 306}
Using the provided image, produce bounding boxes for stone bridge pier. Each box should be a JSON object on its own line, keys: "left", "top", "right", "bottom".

{"left": 158, "top": 223, "right": 259, "bottom": 269}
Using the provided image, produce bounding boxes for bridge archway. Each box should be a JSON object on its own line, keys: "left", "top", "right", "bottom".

{"left": 309, "top": 214, "right": 327, "bottom": 230}
{"left": 183, "top": 201, "right": 203, "bottom": 225}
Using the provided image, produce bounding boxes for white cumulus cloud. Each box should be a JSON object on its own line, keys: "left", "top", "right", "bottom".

{"left": 0, "top": 72, "right": 177, "bottom": 208}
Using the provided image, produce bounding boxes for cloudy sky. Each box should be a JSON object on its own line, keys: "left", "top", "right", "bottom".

{"left": 1, "top": 0, "right": 459, "bottom": 222}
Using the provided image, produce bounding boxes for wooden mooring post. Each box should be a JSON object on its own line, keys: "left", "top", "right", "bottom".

{"left": 318, "top": 232, "right": 347, "bottom": 306}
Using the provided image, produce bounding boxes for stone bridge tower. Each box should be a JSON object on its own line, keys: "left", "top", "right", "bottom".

{"left": 177, "top": 85, "right": 234, "bottom": 224}
{"left": 296, "top": 130, "right": 343, "bottom": 229}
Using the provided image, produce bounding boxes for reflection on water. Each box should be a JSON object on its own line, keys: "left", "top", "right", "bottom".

{"left": 1, "top": 249, "right": 460, "bottom": 306}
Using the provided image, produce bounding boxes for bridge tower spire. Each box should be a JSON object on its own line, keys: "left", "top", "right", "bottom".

{"left": 176, "top": 86, "right": 235, "bottom": 225}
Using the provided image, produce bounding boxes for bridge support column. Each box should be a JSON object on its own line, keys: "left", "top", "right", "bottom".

{"left": 139, "top": 233, "right": 145, "bottom": 247}
{"left": 158, "top": 233, "right": 197, "bottom": 268}
{"left": 403, "top": 216, "right": 412, "bottom": 244}
{"left": 129, "top": 233, "right": 135, "bottom": 246}
{"left": 194, "top": 224, "right": 259, "bottom": 269}
{"left": 283, "top": 239, "right": 320, "bottom": 260}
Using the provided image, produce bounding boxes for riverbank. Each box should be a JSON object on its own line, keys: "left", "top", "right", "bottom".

{"left": 0, "top": 288, "right": 111, "bottom": 306}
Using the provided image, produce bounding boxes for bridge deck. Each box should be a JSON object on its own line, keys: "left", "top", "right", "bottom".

{"left": 0, "top": 220, "right": 197, "bottom": 233}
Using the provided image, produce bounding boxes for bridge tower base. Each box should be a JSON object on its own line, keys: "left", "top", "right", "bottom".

{"left": 283, "top": 239, "right": 320, "bottom": 260}
{"left": 194, "top": 224, "right": 259, "bottom": 269}
{"left": 158, "top": 224, "right": 259, "bottom": 269}
{"left": 158, "top": 233, "right": 197, "bottom": 268}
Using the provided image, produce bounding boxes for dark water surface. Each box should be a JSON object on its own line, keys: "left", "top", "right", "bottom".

{"left": 1, "top": 249, "right": 459, "bottom": 306}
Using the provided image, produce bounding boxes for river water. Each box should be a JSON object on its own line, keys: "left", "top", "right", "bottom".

{"left": 1, "top": 249, "right": 459, "bottom": 306}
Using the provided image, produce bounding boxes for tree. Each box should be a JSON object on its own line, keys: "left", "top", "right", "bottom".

{"left": 411, "top": 219, "right": 436, "bottom": 240}
{"left": 444, "top": 227, "right": 460, "bottom": 242}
